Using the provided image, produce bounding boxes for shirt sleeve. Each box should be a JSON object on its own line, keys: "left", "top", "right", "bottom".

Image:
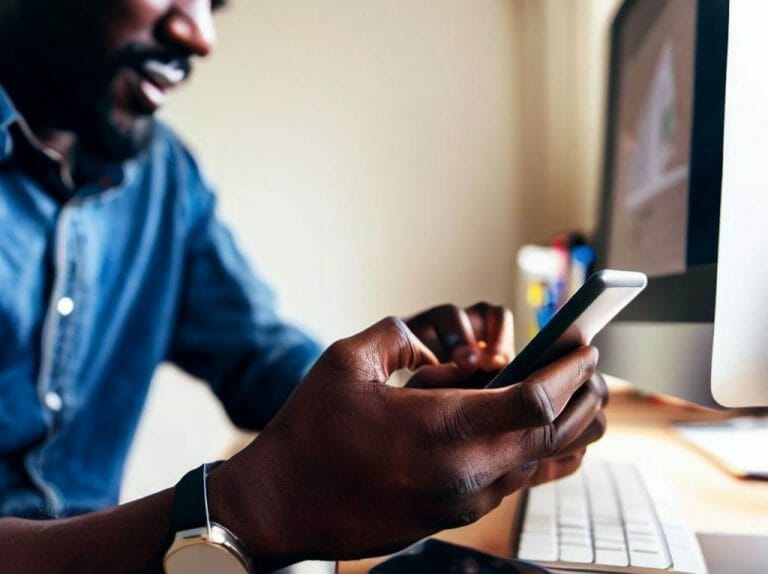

{"left": 166, "top": 159, "right": 322, "bottom": 430}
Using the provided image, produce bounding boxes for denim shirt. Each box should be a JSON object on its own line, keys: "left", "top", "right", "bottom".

{"left": 0, "top": 87, "right": 322, "bottom": 518}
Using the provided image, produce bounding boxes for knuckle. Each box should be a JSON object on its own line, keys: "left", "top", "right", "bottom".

{"left": 435, "top": 399, "right": 478, "bottom": 444}
{"left": 445, "top": 472, "right": 489, "bottom": 499}
{"left": 581, "top": 347, "right": 599, "bottom": 374}
{"left": 525, "top": 421, "right": 558, "bottom": 458}
{"left": 323, "top": 339, "right": 355, "bottom": 372}
{"left": 380, "top": 315, "right": 408, "bottom": 339}
{"left": 519, "top": 381, "right": 556, "bottom": 424}
{"left": 430, "top": 460, "right": 491, "bottom": 502}
{"left": 541, "top": 422, "right": 558, "bottom": 455}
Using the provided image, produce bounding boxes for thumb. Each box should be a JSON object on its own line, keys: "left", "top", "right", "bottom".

{"left": 318, "top": 317, "right": 440, "bottom": 384}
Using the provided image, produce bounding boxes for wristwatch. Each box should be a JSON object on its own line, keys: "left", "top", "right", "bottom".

{"left": 164, "top": 461, "right": 254, "bottom": 574}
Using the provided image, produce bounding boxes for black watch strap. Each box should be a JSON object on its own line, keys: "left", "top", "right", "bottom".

{"left": 170, "top": 460, "right": 224, "bottom": 534}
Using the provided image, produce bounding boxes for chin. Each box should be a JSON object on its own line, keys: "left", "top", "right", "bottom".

{"left": 79, "top": 109, "right": 156, "bottom": 162}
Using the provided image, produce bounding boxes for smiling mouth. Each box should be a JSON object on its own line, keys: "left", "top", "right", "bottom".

{"left": 134, "top": 59, "right": 189, "bottom": 112}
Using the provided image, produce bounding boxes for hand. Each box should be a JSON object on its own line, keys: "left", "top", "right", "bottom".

{"left": 405, "top": 302, "right": 514, "bottom": 375}
{"left": 525, "top": 372, "right": 609, "bottom": 486}
{"left": 408, "top": 303, "right": 608, "bottom": 486}
{"left": 207, "top": 317, "right": 601, "bottom": 568}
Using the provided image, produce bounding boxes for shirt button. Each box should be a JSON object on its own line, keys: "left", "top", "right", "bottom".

{"left": 56, "top": 297, "right": 75, "bottom": 317}
{"left": 44, "top": 391, "right": 64, "bottom": 412}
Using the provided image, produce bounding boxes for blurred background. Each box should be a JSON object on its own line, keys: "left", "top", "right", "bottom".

{"left": 121, "top": 0, "right": 622, "bottom": 502}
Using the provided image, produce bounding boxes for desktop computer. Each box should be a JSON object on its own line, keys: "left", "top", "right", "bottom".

{"left": 592, "top": 0, "right": 767, "bottom": 409}
{"left": 514, "top": 1, "right": 766, "bottom": 572}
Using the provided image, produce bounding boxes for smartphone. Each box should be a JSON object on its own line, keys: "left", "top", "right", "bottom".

{"left": 486, "top": 269, "right": 647, "bottom": 388}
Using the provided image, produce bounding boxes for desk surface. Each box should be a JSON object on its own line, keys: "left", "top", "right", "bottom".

{"left": 339, "top": 385, "right": 768, "bottom": 573}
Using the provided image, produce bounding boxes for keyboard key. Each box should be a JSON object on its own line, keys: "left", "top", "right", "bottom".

{"left": 559, "top": 544, "right": 594, "bottom": 563}
{"left": 518, "top": 533, "right": 558, "bottom": 562}
{"left": 595, "top": 548, "right": 629, "bottom": 567}
{"left": 629, "top": 549, "right": 672, "bottom": 569}
{"left": 559, "top": 532, "right": 591, "bottom": 546}
{"left": 668, "top": 543, "right": 708, "bottom": 574}
{"left": 594, "top": 524, "right": 624, "bottom": 540}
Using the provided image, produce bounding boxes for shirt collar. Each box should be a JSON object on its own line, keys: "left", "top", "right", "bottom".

{"left": 0, "top": 83, "right": 131, "bottom": 196}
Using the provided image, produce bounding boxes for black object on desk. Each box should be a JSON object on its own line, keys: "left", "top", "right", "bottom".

{"left": 370, "top": 539, "right": 550, "bottom": 574}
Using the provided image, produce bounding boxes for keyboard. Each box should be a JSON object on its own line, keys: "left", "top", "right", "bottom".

{"left": 514, "top": 459, "right": 708, "bottom": 573}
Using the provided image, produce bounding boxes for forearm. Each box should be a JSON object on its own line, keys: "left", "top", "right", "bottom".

{"left": 213, "top": 340, "right": 322, "bottom": 430}
{"left": 0, "top": 489, "right": 173, "bottom": 574}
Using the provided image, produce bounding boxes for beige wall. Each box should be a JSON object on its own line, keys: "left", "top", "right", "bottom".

{"left": 518, "top": 0, "right": 621, "bottom": 244}
{"left": 122, "top": 0, "right": 625, "bottom": 502}
{"left": 122, "top": 0, "right": 525, "bottom": 502}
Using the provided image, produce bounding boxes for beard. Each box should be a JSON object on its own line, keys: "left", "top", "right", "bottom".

{"left": 3, "top": 4, "right": 164, "bottom": 162}
{"left": 73, "top": 82, "right": 157, "bottom": 163}
{"left": 17, "top": 37, "right": 189, "bottom": 162}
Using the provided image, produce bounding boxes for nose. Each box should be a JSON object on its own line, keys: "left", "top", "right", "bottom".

{"left": 159, "top": 1, "right": 216, "bottom": 57}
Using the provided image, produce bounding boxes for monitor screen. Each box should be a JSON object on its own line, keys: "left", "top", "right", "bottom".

{"left": 606, "top": 0, "right": 698, "bottom": 278}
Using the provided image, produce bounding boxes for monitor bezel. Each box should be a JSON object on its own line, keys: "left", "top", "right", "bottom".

{"left": 594, "top": 0, "right": 729, "bottom": 324}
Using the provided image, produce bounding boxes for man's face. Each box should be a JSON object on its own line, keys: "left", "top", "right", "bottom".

{"left": 12, "top": 0, "right": 224, "bottom": 160}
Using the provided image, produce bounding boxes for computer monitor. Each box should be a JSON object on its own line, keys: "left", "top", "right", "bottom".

{"left": 593, "top": 0, "right": 768, "bottom": 408}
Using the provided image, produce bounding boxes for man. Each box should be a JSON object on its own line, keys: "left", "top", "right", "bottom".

{"left": 0, "top": 1, "right": 607, "bottom": 571}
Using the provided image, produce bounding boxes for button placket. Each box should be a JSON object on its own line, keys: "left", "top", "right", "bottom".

{"left": 45, "top": 221, "right": 81, "bottom": 419}
{"left": 27, "top": 201, "right": 84, "bottom": 515}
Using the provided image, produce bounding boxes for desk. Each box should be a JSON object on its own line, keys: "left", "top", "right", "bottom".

{"left": 339, "top": 385, "right": 768, "bottom": 573}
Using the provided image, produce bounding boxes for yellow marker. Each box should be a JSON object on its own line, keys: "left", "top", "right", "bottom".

{"left": 527, "top": 282, "right": 545, "bottom": 307}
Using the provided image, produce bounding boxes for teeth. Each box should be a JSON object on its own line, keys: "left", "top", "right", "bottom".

{"left": 139, "top": 78, "right": 166, "bottom": 109}
{"left": 142, "top": 60, "right": 186, "bottom": 88}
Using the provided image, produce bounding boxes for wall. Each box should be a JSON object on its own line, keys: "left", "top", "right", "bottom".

{"left": 121, "top": 0, "right": 524, "bottom": 502}
{"left": 517, "top": 0, "right": 621, "bottom": 245}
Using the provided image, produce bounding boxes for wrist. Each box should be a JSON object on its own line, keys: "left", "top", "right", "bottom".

{"left": 206, "top": 441, "right": 302, "bottom": 570}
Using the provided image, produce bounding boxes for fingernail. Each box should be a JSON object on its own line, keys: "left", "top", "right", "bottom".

{"left": 521, "top": 460, "right": 539, "bottom": 472}
{"left": 493, "top": 353, "right": 508, "bottom": 367}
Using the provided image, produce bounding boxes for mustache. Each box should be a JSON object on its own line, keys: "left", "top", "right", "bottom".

{"left": 108, "top": 43, "right": 193, "bottom": 82}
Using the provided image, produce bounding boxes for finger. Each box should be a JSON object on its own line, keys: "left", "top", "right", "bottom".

{"left": 467, "top": 302, "right": 514, "bottom": 369}
{"left": 321, "top": 317, "right": 439, "bottom": 383}
{"left": 468, "top": 381, "right": 600, "bottom": 480}
{"left": 555, "top": 411, "right": 607, "bottom": 457}
{"left": 491, "top": 461, "right": 541, "bottom": 498}
{"left": 445, "top": 346, "right": 599, "bottom": 437}
{"left": 427, "top": 485, "right": 507, "bottom": 530}
{"left": 521, "top": 376, "right": 603, "bottom": 460}
{"left": 406, "top": 305, "right": 478, "bottom": 367}
{"left": 527, "top": 450, "right": 586, "bottom": 487}
{"left": 591, "top": 371, "right": 609, "bottom": 406}
{"left": 424, "top": 463, "right": 534, "bottom": 530}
